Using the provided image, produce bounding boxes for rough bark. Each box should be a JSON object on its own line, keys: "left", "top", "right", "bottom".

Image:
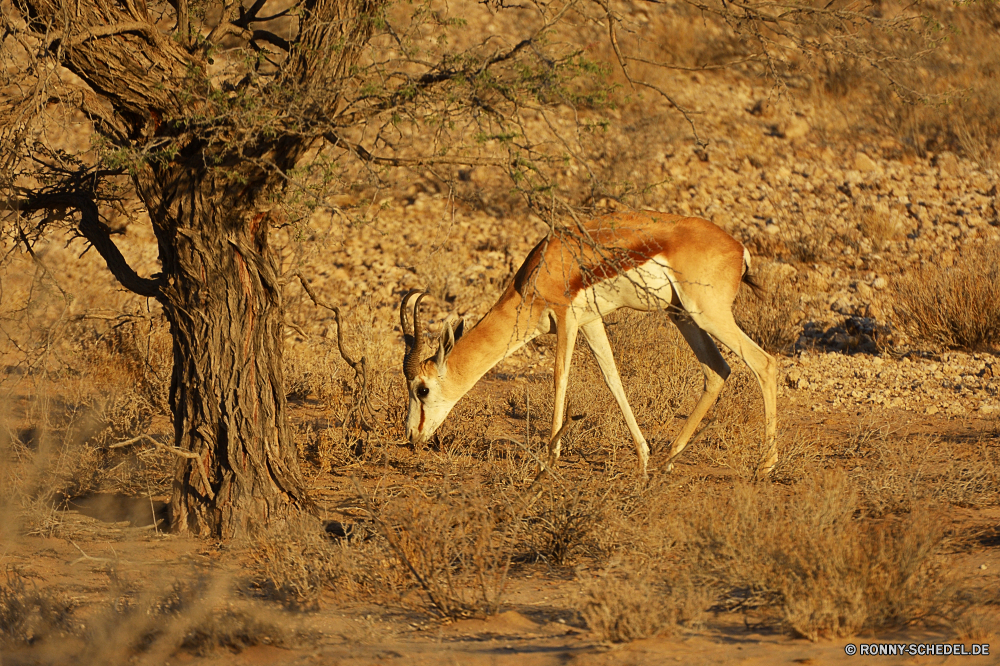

{"left": 133, "top": 156, "right": 309, "bottom": 537}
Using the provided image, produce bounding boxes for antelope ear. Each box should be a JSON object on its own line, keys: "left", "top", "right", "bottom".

{"left": 435, "top": 320, "right": 458, "bottom": 374}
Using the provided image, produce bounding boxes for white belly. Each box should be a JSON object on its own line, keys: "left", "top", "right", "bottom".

{"left": 571, "top": 257, "right": 676, "bottom": 323}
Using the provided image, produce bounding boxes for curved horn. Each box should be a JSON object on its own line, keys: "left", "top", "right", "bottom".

{"left": 402, "top": 290, "right": 428, "bottom": 381}
{"left": 400, "top": 289, "right": 421, "bottom": 341}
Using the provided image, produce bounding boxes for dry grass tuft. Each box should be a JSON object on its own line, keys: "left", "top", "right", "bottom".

{"left": 84, "top": 577, "right": 288, "bottom": 662}
{"left": 892, "top": 242, "right": 1000, "bottom": 352}
{"left": 734, "top": 262, "right": 801, "bottom": 354}
{"left": 858, "top": 203, "right": 906, "bottom": 251}
{"left": 521, "top": 478, "right": 616, "bottom": 566}
{"left": 578, "top": 566, "right": 712, "bottom": 643}
{"left": 250, "top": 516, "right": 399, "bottom": 610}
{"left": 952, "top": 610, "right": 997, "bottom": 642}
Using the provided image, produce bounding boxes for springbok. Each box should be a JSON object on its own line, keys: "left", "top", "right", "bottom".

{"left": 400, "top": 211, "right": 777, "bottom": 478}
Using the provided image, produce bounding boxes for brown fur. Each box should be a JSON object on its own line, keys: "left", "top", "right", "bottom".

{"left": 440, "top": 212, "right": 747, "bottom": 395}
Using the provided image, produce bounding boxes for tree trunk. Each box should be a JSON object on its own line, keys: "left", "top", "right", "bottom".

{"left": 139, "top": 161, "right": 310, "bottom": 538}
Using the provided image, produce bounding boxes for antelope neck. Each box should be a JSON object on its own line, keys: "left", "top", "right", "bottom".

{"left": 441, "top": 291, "right": 537, "bottom": 399}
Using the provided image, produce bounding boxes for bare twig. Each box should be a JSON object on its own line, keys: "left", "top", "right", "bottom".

{"left": 69, "top": 540, "right": 119, "bottom": 566}
{"left": 109, "top": 434, "right": 201, "bottom": 460}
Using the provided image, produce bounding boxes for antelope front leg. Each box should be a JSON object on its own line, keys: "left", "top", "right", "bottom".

{"left": 546, "top": 316, "right": 579, "bottom": 472}
{"left": 580, "top": 319, "right": 649, "bottom": 479}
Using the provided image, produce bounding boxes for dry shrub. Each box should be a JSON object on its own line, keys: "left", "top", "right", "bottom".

{"left": 824, "top": 0, "right": 1000, "bottom": 169}
{"left": 500, "top": 310, "right": 701, "bottom": 473}
{"left": 0, "top": 572, "right": 74, "bottom": 646}
{"left": 734, "top": 261, "right": 800, "bottom": 354}
{"left": 935, "top": 438, "right": 1000, "bottom": 509}
{"left": 683, "top": 471, "right": 955, "bottom": 640}
{"left": 4, "top": 406, "right": 171, "bottom": 536}
{"left": 521, "top": 477, "right": 617, "bottom": 566}
{"left": 858, "top": 203, "right": 906, "bottom": 251}
{"left": 859, "top": 431, "right": 1000, "bottom": 514}
{"left": 2, "top": 315, "right": 173, "bottom": 535}
{"left": 368, "top": 481, "right": 511, "bottom": 618}
{"left": 600, "top": 310, "right": 701, "bottom": 458}
{"left": 952, "top": 611, "right": 997, "bottom": 642}
{"left": 577, "top": 573, "right": 674, "bottom": 643}
{"left": 251, "top": 516, "right": 396, "bottom": 610}
{"left": 884, "top": 84, "right": 1000, "bottom": 170}
{"left": 784, "top": 224, "right": 837, "bottom": 264}
{"left": 577, "top": 567, "right": 711, "bottom": 643}
{"left": 285, "top": 296, "right": 407, "bottom": 471}
{"left": 698, "top": 367, "right": 767, "bottom": 479}
{"left": 892, "top": 242, "right": 1000, "bottom": 352}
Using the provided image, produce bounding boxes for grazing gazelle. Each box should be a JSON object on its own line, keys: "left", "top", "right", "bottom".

{"left": 400, "top": 211, "right": 777, "bottom": 478}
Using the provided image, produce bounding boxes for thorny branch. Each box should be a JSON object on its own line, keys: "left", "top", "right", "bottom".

{"left": 294, "top": 273, "right": 382, "bottom": 429}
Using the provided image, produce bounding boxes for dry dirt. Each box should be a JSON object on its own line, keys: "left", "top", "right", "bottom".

{"left": 3, "top": 2, "right": 1000, "bottom": 663}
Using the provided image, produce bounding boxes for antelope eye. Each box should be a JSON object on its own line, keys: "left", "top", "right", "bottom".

{"left": 416, "top": 387, "right": 430, "bottom": 399}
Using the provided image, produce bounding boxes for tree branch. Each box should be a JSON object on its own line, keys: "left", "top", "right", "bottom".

{"left": 17, "top": 193, "right": 163, "bottom": 298}
{"left": 323, "top": 132, "right": 503, "bottom": 167}
{"left": 47, "top": 21, "right": 160, "bottom": 49}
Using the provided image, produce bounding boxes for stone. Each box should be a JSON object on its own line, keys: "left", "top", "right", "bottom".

{"left": 781, "top": 117, "right": 811, "bottom": 140}
{"left": 786, "top": 369, "right": 802, "bottom": 388}
{"left": 934, "top": 151, "right": 960, "bottom": 176}
{"left": 854, "top": 152, "right": 880, "bottom": 172}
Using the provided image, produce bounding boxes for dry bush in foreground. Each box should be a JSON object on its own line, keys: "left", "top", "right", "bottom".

{"left": 83, "top": 577, "right": 287, "bottom": 663}
{"left": 683, "top": 472, "right": 955, "bottom": 640}
{"left": 578, "top": 574, "right": 674, "bottom": 643}
{"left": 0, "top": 572, "right": 74, "bottom": 646}
{"left": 892, "top": 242, "right": 1000, "bottom": 352}
{"left": 856, "top": 430, "right": 1000, "bottom": 516}
{"left": 697, "top": 367, "right": 768, "bottom": 479}
{"left": 952, "top": 610, "right": 998, "bottom": 642}
{"left": 520, "top": 477, "right": 618, "bottom": 566}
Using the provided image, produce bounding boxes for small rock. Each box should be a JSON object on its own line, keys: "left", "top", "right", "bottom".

{"left": 765, "top": 222, "right": 781, "bottom": 235}
{"left": 926, "top": 405, "right": 939, "bottom": 415}
{"left": 978, "top": 402, "right": 998, "bottom": 415}
{"left": 781, "top": 117, "right": 810, "bottom": 140}
{"left": 831, "top": 297, "right": 853, "bottom": 315}
{"left": 934, "top": 151, "right": 960, "bottom": 176}
{"left": 854, "top": 152, "right": 880, "bottom": 172}
{"left": 872, "top": 276, "right": 887, "bottom": 290}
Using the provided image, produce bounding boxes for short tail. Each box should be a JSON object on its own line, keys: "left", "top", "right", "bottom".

{"left": 741, "top": 247, "right": 765, "bottom": 298}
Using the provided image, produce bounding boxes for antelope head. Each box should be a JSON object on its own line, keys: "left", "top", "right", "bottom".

{"left": 400, "top": 290, "right": 465, "bottom": 446}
